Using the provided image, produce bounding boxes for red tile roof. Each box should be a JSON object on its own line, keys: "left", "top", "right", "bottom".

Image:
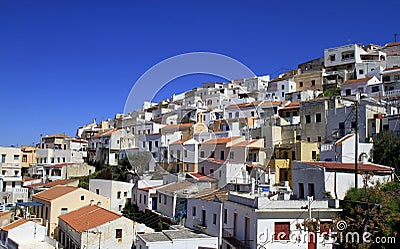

{"left": 201, "top": 136, "right": 242, "bottom": 145}
{"left": 200, "top": 158, "right": 226, "bottom": 165}
{"left": 92, "top": 129, "right": 120, "bottom": 138}
{"left": 32, "top": 186, "right": 78, "bottom": 202}
{"left": 161, "top": 123, "right": 194, "bottom": 132}
{"left": 1, "top": 219, "right": 28, "bottom": 232}
{"left": 170, "top": 139, "right": 188, "bottom": 145}
{"left": 58, "top": 205, "right": 121, "bottom": 232}
{"left": 225, "top": 101, "right": 262, "bottom": 110}
{"left": 228, "top": 139, "right": 262, "bottom": 148}
{"left": 335, "top": 134, "right": 353, "bottom": 146}
{"left": 305, "top": 161, "right": 393, "bottom": 173}
{"left": 385, "top": 42, "right": 400, "bottom": 47}
{"left": 139, "top": 186, "right": 162, "bottom": 191}
{"left": 342, "top": 77, "right": 373, "bottom": 85}
{"left": 44, "top": 163, "right": 76, "bottom": 169}
{"left": 187, "top": 173, "right": 217, "bottom": 182}
{"left": 382, "top": 66, "right": 400, "bottom": 72}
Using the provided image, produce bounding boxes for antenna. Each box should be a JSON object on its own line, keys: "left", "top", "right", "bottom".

{"left": 395, "top": 33, "right": 400, "bottom": 43}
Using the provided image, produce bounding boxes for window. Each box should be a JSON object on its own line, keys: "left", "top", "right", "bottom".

{"left": 299, "top": 81, "right": 303, "bottom": 87}
{"left": 80, "top": 195, "right": 85, "bottom": 201}
{"left": 223, "top": 208, "right": 228, "bottom": 224}
{"left": 1, "top": 155, "right": 5, "bottom": 163}
{"left": 200, "top": 151, "right": 205, "bottom": 158}
{"left": 124, "top": 192, "right": 128, "bottom": 197}
{"left": 13, "top": 155, "right": 19, "bottom": 161}
{"left": 228, "top": 113, "right": 232, "bottom": 118}
{"left": 116, "top": 229, "right": 122, "bottom": 239}
{"left": 51, "top": 157, "right": 54, "bottom": 163}
{"left": 184, "top": 149, "right": 188, "bottom": 158}
{"left": 359, "top": 69, "right": 364, "bottom": 75}
{"left": 119, "top": 205, "right": 122, "bottom": 211}
{"left": 298, "top": 183, "right": 304, "bottom": 199}
{"left": 96, "top": 189, "right": 100, "bottom": 195}
{"left": 117, "top": 191, "right": 121, "bottom": 199}
{"left": 307, "top": 137, "right": 311, "bottom": 142}
{"left": 159, "top": 194, "right": 161, "bottom": 203}
{"left": 229, "top": 151, "right": 234, "bottom": 159}
{"left": 318, "top": 136, "right": 322, "bottom": 142}
{"left": 251, "top": 111, "right": 255, "bottom": 116}
{"left": 316, "top": 113, "right": 322, "bottom": 123}
{"left": 62, "top": 157, "right": 66, "bottom": 163}
{"left": 213, "top": 213, "right": 217, "bottom": 225}
{"left": 192, "top": 206, "right": 196, "bottom": 216}
{"left": 346, "top": 89, "right": 351, "bottom": 96}
{"left": 139, "top": 194, "right": 142, "bottom": 203}
{"left": 220, "top": 151, "right": 225, "bottom": 160}
{"left": 281, "top": 85, "right": 285, "bottom": 90}
{"left": 274, "top": 222, "right": 290, "bottom": 240}
{"left": 312, "top": 151, "right": 317, "bottom": 160}
{"left": 22, "top": 155, "right": 27, "bottom": 163}
{"left": 155, "top": 141, "right": 159, "bottom": 147}
{"left": 305, "top": 115, "right": 311, "bottom": 124}
{"left": 12, "top": 182, "right": 15, "bottom": 188}
{"left": 210, "top": 169, "right": 214, "bottom": 174}
{"left": 61, "top": 208, "right": 68, "bottom": 215}
{"left": 144, "top": 195, "right": 147, "bottom": 205}
{"left": 308, "top": 183, "right": 315, "bottom": 197}
{"left": 330, "top": 55, "right": 336, "bottom": 61}
{"left": 235, "top": 112, "right": 239, "bottom": 118}
{"left": 371, "top": 86, "right": 380, "bottom": 93}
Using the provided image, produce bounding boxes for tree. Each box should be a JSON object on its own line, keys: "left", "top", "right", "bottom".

{"left": 340, "top": 180, "right": 400, "bottom": 249}
{"left": 371, "top": 131, "right": 400, "bottom": 174}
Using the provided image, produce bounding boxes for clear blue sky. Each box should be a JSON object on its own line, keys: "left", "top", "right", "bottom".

{"left": 1, "top": 0, "right": 399, "bottom": 146}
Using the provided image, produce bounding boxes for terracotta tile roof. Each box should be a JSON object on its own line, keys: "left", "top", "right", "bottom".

{"left": 259, "top": 101, "right": 287, "bottom": 107}
{"left": 287, "top": 101, "right": 300, "bottom": 107}
{"left": 228, "top": 139, "right": 262, "bottom": 148}
{"left": 1, "top": 219, "right": 28, "bottom": 232}
{"left": 382, "top": 66, "right": 400, "bottom": 72}
{"left": 139, "top": 185, "right": 162, "bottom": 191}
{"left": 201, "top": 136, "right": 242, "bottom": 145}
{"left": 32, "top": 186, "right": 78, "bottom": 202}
{"left": 200, "top": 158, "right": 226, "bottom": 165}
{"left": 342, "top": 77, "right": 373, "bottom": 85}
{"left": 187, "top": 173, "right": 217, "bottom": 182}
{"left": 44, "top": 134, "right": 72, "bottom": 139}
{"left": 170, "top": 139, "right": 188, "bottom": 145}
{"left": 225, "top": 101, "right": 262, "bottom": 110}
{"left": 197, "top": 190, "right": 228, "bottom": 202}
{"left": 161, "top": 123, "right": 194, "bottom": 131}
{"left": 305, "top": 161, "right": 393, "bottom": 173}
{"left": 385, "top": 42, "right": 400, "bottom": 47}
{"left": 335, "top": 134, "right": 353, "bottom": 146}
{"left": 23, "top": 177, "right": 37, "bottom": 182}
{"left": 92, "top": 129, "right": 120, "bottom": 138}
{"left": 59, "top": 205, "right": 121, "bottom": 232}
{"left": 29, "top": 179, "right": 78, "bottom": 189}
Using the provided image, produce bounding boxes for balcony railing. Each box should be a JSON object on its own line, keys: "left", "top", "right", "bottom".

{"left": 385, "top": 89, "right": 400, "bottom": 98}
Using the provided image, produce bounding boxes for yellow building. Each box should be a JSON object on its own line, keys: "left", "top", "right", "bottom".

{"left": 270, "top": 141, "right": 319, "bottom": 186}
{"left": 21, "top": 146, "right": 36, "bottom": 174}
{"left": 32, "top": 186, "right": 110, "bottom": 239}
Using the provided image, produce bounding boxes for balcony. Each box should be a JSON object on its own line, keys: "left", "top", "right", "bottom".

{"left": 223, "top": 228, "right": 254, "bottom": 249}
{"left": 385, "top": 89, "right": 400, "bottom": 98}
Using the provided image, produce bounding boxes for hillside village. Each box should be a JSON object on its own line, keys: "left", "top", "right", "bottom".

{"left": 1, "top": 41, "right": 400, "bottom": 249}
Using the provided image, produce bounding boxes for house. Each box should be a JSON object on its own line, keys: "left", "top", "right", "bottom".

{"left": 31, "top": 186, "right": 110, "bottom": 238}
{"left": 26, "top": 179, "right": 79, "bottom": 196}
{"left": 39, "top": 162, "right": 95, "bottom": 182}
{"left": 36, "top": 134, "right": 87, "bottom": 165}
{"left": 199, "top": 136, "right": 245, "bottom": 164}
{"left": 185, "top": 190, "right": 228, "bottom": 246}
{"left": 136, "top": 226, "right": 218, "bottom": 249}
{"left": 20, "top": 146, "right": 36, "bottom": 175}
{"left": 265, "top": 78, "right": 297, "bottom": 101}
{"left": 292, "top": 161, "right": 394, "bottom": 200}
{"left": 320, "top": 133, "right": 373, "bottom": 163}
{"left": 0, "top": 146, "right": 28, "bottom": 204}
{"left": 156, "top": 180, "right": 214, "bottom": 220}
{"left": 132, "top": 179, "right": 163, "bottom": 211}
{"left": 89, "top": 179, "right": 134, "bottom": 214}
{"left": 294, "top": 57, "right": 324, "bottom": 92}
{"left": 58, "top": 205, "right": 134, "bottom": 249}
{"left": 0, "top": 218, "right": 56, "bottom": 249}
{"left": 221, "top": 191, "right": 341, "bottom": 249}
{"left": 381, "top": 66, "right": 400, "bottom": 99}
{"left": 168, "top": 138, "right": 199, "bottom": 173}
{"left": 340, "top": 76, "right": 383, "bottom": 97}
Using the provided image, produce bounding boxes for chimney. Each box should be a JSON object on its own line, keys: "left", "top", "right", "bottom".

{"left": 97, "top": 201, "right": 101, "bottom": 206}
{"left": 90, "top": 200, "right": 94, "bottom": 205}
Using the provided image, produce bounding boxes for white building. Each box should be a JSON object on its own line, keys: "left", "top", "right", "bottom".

{"left": 0, "top": 146, "right": 28, "bottom": 204}
{"left": 320, "top": 133, "right": 373, "bottom": 163}
{"left": 89, "top": 179, "right": 134, "bottom": 214}
{"left": 132, "top": 179, "right": 163, "bottom": 212}
{"left": 0, "top": 218, "right": 56, "bottom": 249}
{"left": 340, "top": 76, "right": 383, "bottom": 97}
{"left": 221, "top": 192, "right": 340, "bottom": 249}
{"left": 36, "top": 134, "right": 87, "bottom": 165}
{"left": 264, "top": 79, "right": 297, "bottom": 101}
{"left": 136, "top": 227, "right": 218, "bottom": 249}
{"left": 58, "top": 205, "right": 134, "bottom": 249}
{"left": 292, "top": 161, "right": 394, "bottom": 200}
{"left": 185, "top": 190, "right": 228, "bottom": 246}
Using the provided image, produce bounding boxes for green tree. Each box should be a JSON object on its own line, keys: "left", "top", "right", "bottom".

{"left": 340, "top": 180, "right": 400, "bottom": 249}
{"left": 371, "top": 131, "right": 400, "bottom": 174}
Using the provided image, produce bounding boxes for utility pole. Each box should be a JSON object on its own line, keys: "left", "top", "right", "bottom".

{"left": 354, "top": 100, "right": 359, "bottom": 189}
